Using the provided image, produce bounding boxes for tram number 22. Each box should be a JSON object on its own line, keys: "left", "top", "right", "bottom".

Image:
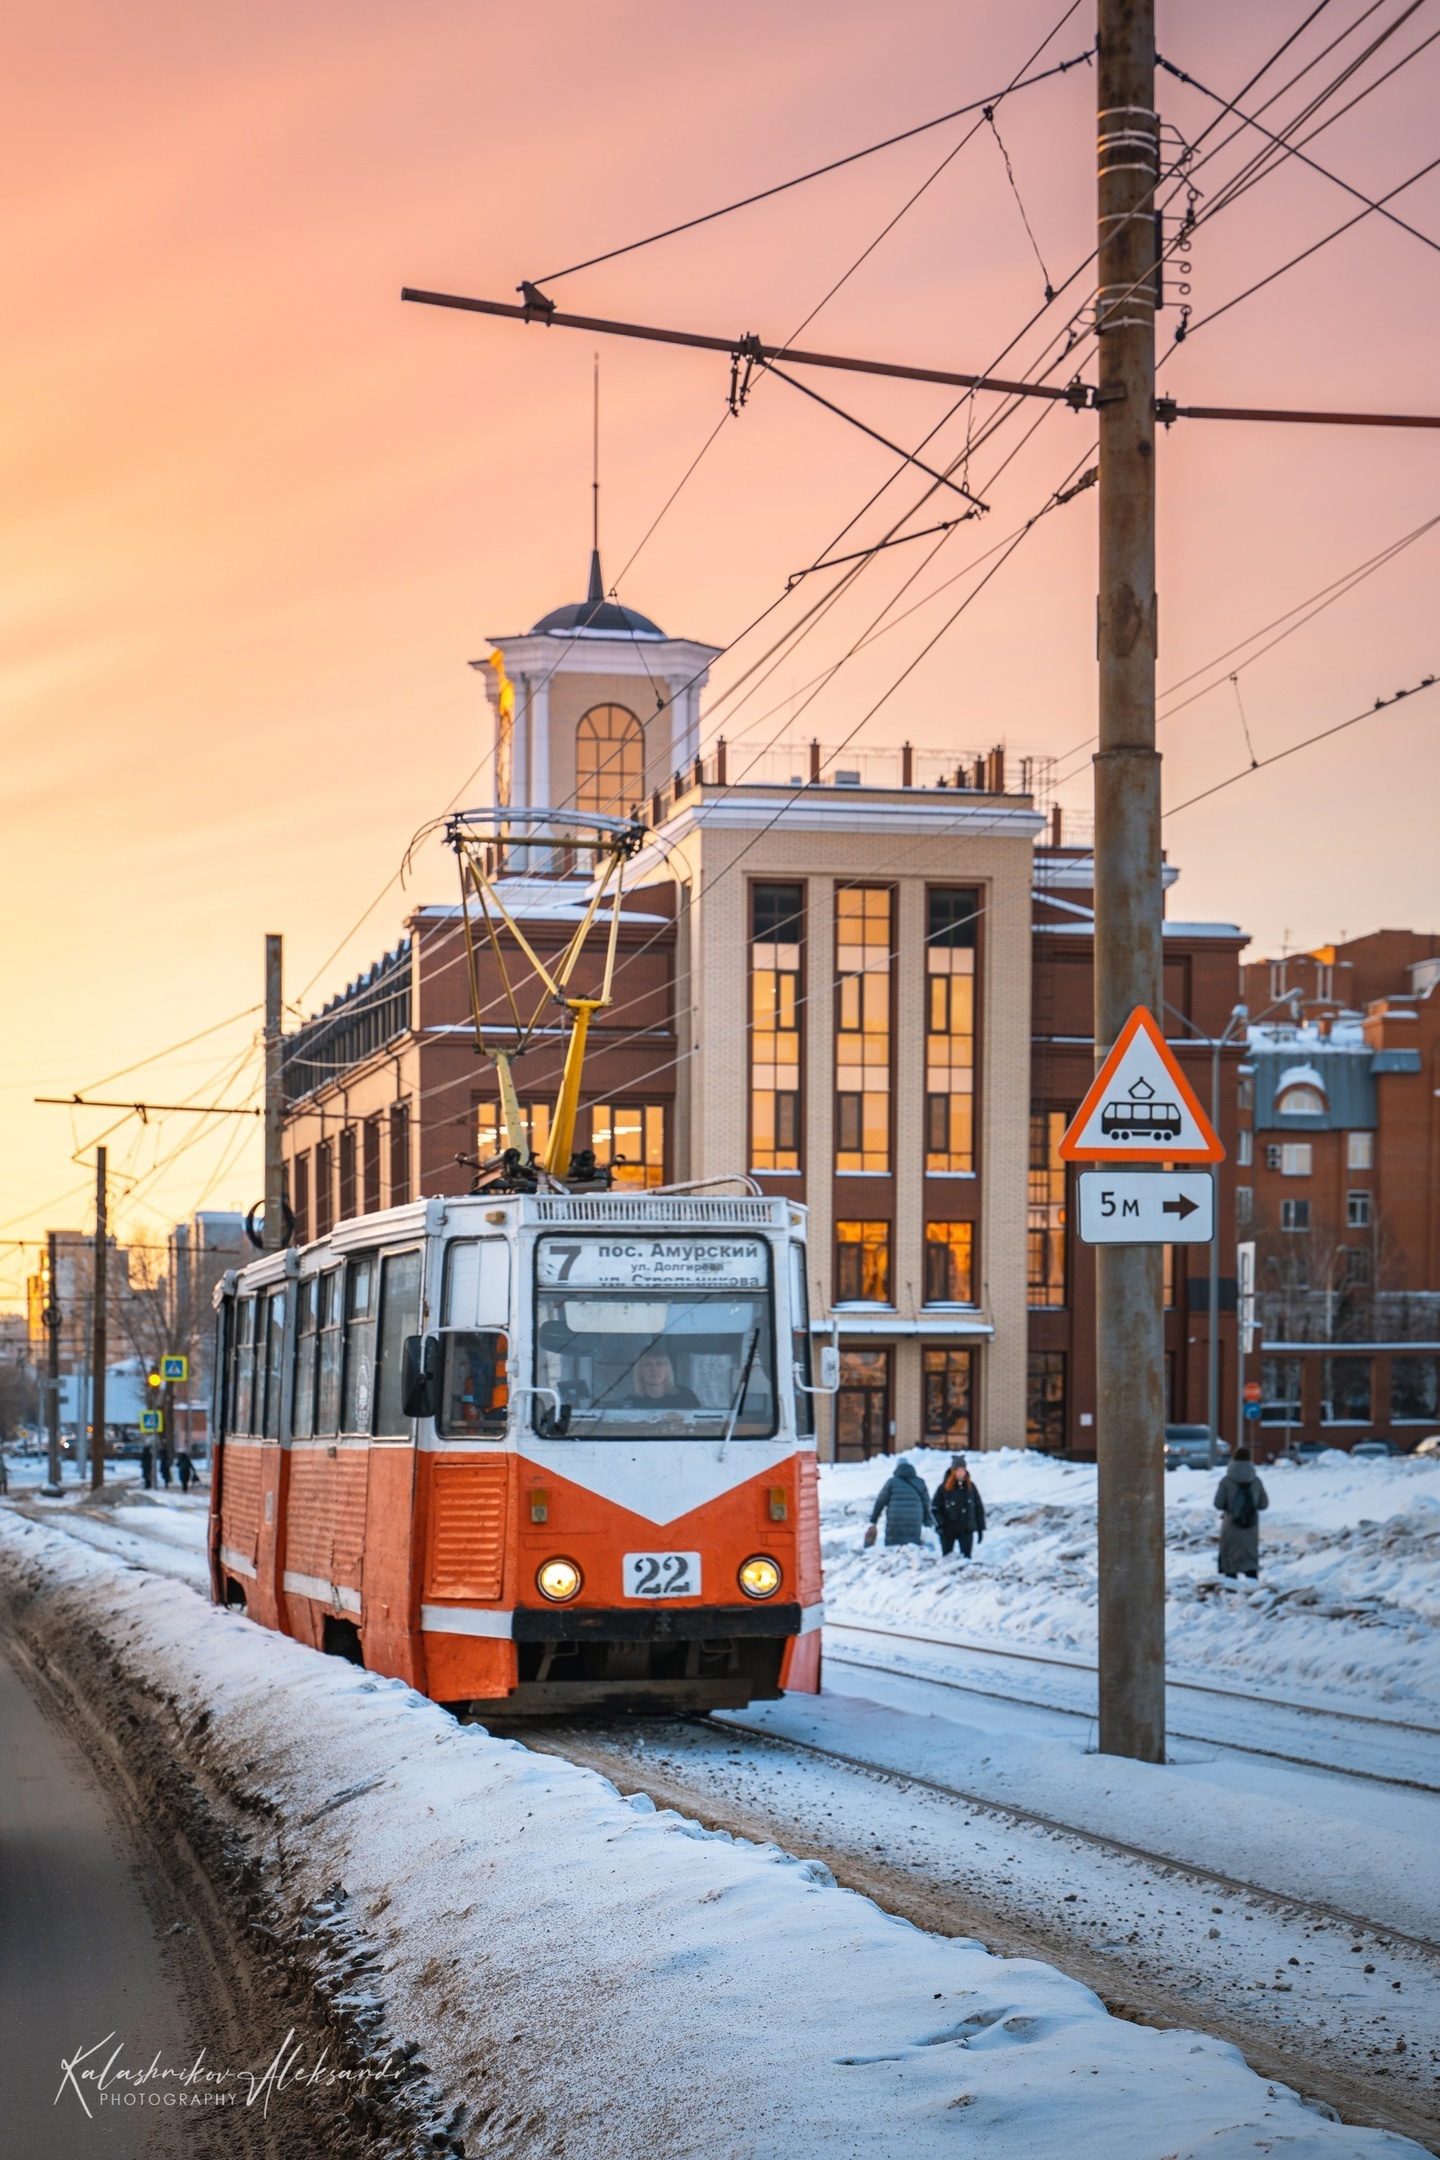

{"left": 623, "top": 1552, "right": 702, "bottom": 1599}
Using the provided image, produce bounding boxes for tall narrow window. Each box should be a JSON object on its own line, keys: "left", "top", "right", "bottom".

{"left": 835, "top": 1221, "right": 891, "bottom": 1304}
{"left": 751, "top": 884, "right": 802, "bottom": 1171}
{"left": 925, "top": 887, "right": 977, "bottom": 1171}
{"left": 315, "top": 1270, "right": 343, "bottom": 1436}
{"left": 363, "top": 1119, "right": 382, "bottom": 1214}
{"left": 923, "top": 1223, "right": 974, "bottom": 1305}
{"left": 292, "top": 1153, "right": 311, "bottom": 1246}
{"left": 576, "top": 703, "right": 644, "bottom": 817}
{"left": 389, "top": 1103, "right": 411, "bottom": 1207}
{"left": 338, "top": 1128, "right": 357, "bottom": 1222}
{"left": 835, "top": 887, "right": 892, "bottom": 1172}
{"left": 373, "top": 1249, "right": 423, "bottom": 1437}
{"left": 1027, "top": 1351, "right": 1066, "bottom": 1449}
{"left": 315, "top": 1140, "right": 334, "bottom": 1240}
{"left": 293, "top": 1276, "right": 317, "bottom": 1440}
{"left": 1028, "top": 1110, "right": 1068, "bottom": 1307}
{"left": 342, "top": 1254, "right": 377, "bottom": 1433}
{"left": 591, "top": 1104, "right": 666, "bottom": 1187}
{"left": 923, "top": 1349, "right": 972, "bottom": 1446}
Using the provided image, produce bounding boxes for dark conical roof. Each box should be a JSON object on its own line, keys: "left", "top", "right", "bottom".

{"left": 529, "top": 551, "right": 665, "bottom": 639}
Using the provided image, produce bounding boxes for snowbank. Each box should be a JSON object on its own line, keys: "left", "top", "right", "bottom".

{"left": 823, "top": 1451, "right": 1440, "bottom": 1713}
{"left": 0, "top": 1513, "right": 1425, "bottom": 2158}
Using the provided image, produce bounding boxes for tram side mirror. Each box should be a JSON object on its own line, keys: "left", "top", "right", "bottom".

{"left": 401, "top": 1335, "right": 443, "bottom": 1421}
{"left": 818, "top": 1344, "right": 841, "bottom": 1390}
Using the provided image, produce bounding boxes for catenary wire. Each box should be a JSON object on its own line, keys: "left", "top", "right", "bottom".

{"left": 1164, "top": 670, "right": 1438, "bottom": 817}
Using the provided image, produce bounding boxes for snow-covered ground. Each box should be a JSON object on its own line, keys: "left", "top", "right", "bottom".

{"left": 0, "top": 1511, "right": 1429, "bottom": 2159}
{"left": 822, "top": 1451, "right": 1440, "bottom": 1718}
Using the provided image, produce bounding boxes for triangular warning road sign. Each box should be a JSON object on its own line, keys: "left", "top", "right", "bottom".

{"left": 1059, "top": 1007, "right": 1224, "bottom": 1163}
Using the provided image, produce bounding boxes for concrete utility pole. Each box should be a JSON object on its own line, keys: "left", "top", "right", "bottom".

{"left": 45, "top": 1229, "right": 63, "bottom": 1494}
{"left": 91, "top": 1149, "right": 107, "bottom": 1491}
{"left": 264, "top": 933, "right": 285, "bottom": 1251}
{"left": 1093, "top": 0, "right": 1164, "bottom": 1762}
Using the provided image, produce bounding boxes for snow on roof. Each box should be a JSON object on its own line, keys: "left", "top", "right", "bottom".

{"left": 2, "top": 1512, "right": 1426, "bottom": 2159}
{"left": 1275, "top": 1063, "right": 1327, "bottom": 1096}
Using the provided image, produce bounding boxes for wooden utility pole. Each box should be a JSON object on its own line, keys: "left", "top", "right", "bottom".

{"left": 45, "top": 1229, "right": 63, "bottom": 1493}
{"left": 264, "top": 934, "right": 285, "bottom": 1250}
{"left": 91, "top": 1149, "right": 107, "bottom": 1490}
{"left": 1093, "top": 0, "right": 1165, "bottom": 1761}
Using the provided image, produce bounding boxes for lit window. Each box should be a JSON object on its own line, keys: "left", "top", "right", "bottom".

{"left": 835, "top": 888, "right": 892, "bottom": 1172}
{"left": 835, "top": 1221, "right": 890, "bottom": 1304}
{"left": 576, "top": 704, "right": 644, "bottom": 818}
{"left": 591, "top": 1104, "right": 666, "bottom": 1188}
{"left": 750, "top": 884, "right": 802, "bottom": 1171}
{"left": 1280, "top": 1143, "right": 1312, "bottom": 1177}
{"left": 1347, "top": 1131, "right": 1374, "bottom": 1170}
{"left": 477, "top": 1100, "right": 552, "bottom": 1164}
{"left": 1347, "top": 1189, "right": 1372, "bottom": 1229}
{"left": 923, "top": 1223, "right": 974, "bottom": 1305}
{"left": 1028, "top": 1110, "right": 1067, "bottom": 1307}
{"left": 1280, "top": 1199, "right": 1311, "bottom": 1232}
{"left": 925, "top": 888, "right": 977, "bottom": 1172}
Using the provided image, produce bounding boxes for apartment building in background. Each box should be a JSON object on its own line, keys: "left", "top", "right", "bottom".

{"left": 1236, "top": 930, "right": 1440, "bottom": 1449}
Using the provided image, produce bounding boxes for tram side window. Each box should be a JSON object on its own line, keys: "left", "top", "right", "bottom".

{"left": 373, "top": 1249, "right": 423, "bottom": 1436}
{"left": 234, "top": 1299, "right": 257, "bottom": 1435}
{"left": 293, "top": 1278, "right": 318, "bottom": 1439}
{"left": 439, "top": 1333, "right": 509, "bottom": 1438}
{"left": 342, "top": 1254, "right": 378, "bottom": 1433}
{"left": 789, "top": 1243, "right": 814, "bottom": 1437}
{"left": 262, "top": 1289, "right": 286, "bottom": 1439}
{"left": 316, "top": 1270, "right": 343, "bottom": 1437}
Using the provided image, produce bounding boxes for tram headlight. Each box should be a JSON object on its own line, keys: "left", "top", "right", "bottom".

{"left": 738, "top": 1554, "right": 782, "bottom": 1600}
{"left": 536, "top": 1557, "right": 583, "bottom": 1603}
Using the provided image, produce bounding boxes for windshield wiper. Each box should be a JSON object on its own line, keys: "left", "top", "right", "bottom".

{"left": 718, "top": 1329, "right": 761, "bottom": 1461}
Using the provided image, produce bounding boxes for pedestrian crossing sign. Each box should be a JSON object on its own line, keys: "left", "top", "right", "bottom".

{"left": 161, "top": 1354, "right": 188, "bottom": 1382}
{"left": 141, "top": 1410, "right": 162, "bottom": 1433}
{"left": 1059, "top": 1006, "right": 1224, "bottom": 1164}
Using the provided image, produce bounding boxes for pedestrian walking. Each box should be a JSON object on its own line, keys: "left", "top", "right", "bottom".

{"left": 865, "top": 1458, "right": 933, "bottom": 1547}
{"left": 176, "top": 1450, "right": 195, "bottom": 1493}
{"left": 1214, "top": 1447, "right": 1268, "bottom": 1579}
{"left": 932, "top": 1456, "right": 986, "bottom": 1558}
{"left": 158, "top": 1447, "right": 173, "bottom": 1488}
{"left": 139, "top": 1441, "right": 154, "bottom": 1490}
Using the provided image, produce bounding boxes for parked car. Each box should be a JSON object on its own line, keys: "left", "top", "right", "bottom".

{"left": 1164, "top": 1424, "right": 1229, "bottom": 1470}
{"left": 1350, "top": 1438, "right": 1399, "bottom": 1458}
{"left": 1413, "top": 1434, "right": 1440, "bottom": 1458}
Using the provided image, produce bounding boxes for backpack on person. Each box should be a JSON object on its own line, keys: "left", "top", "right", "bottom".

{"left": 1229, "top": 1480, "right": 1258, "bottom": 1530}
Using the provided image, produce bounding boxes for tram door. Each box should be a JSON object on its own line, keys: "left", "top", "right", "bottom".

{"left": 835, "top": 1348, "right": 892, "bottom": 1460}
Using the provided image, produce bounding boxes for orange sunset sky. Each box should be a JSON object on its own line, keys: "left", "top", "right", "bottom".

{"left": 3, "top": 0, "right": 1438, "bottom": 1283}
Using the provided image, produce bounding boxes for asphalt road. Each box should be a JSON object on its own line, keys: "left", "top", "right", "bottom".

{"left": 0, "top": 1636, "right": 185, "bottom": 2157}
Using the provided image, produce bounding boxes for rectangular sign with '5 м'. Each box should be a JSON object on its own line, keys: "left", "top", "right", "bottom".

{"left": 1077, "top": 1170, "right": 1215, "bottom": 1245}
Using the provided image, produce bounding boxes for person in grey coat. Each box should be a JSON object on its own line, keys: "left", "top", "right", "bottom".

{"left": 1214, "top": 1447, "right": 1268, "bottom": 1578}
{"left": 868, "top": 1459, "right": 933, "bottom": 1546}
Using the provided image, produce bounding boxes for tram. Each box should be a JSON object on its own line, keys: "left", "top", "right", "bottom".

{"left": 208, "top": 807, "right": 826, "bottom": 1714}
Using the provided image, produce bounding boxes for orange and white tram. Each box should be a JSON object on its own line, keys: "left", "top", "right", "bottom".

{"left": 209, "top": 1189, "right": 824, "bottom": 1715}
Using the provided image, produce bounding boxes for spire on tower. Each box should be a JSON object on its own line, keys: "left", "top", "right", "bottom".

{"left": 587, "top": 351, "right": 603, "bottom": 608}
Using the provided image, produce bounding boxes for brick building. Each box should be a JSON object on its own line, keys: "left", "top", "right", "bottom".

{"left": 283, "top": 558, "right": 1326, "bottom": 1460}
{"left": 1235, "top": 931, "right": 1440, "bottom": 1450}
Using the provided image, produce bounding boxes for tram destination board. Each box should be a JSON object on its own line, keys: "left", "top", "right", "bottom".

{"left": 1076, "top": 1170, "right": 1215, "bottom": 1246}
{"left": 536, "top": 1234, "right": 769, "bottom": 1290}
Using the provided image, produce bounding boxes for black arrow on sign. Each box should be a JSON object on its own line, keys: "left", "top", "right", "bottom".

{"left": 1162, "top": 1192, "right": 1200, "bottom": 1220}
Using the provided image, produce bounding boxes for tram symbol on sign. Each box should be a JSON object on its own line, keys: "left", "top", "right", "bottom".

{"left": 1099, "top": 1073, "right": 1183, "bottom": 1145}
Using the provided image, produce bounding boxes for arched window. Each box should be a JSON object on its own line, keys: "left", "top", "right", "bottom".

{"left": 1276, "top": 1085, "right": 1325, "bottom": 1116}
{"left": 576, "top": 704, "right": 644, "bottom": 817}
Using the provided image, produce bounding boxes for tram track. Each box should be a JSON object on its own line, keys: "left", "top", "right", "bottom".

{"left": 823, "top": 1618, "right": 1440, "bottom": 1792}
{"left": 517, "top": 1711, "right": 1440, "bottom": 2152}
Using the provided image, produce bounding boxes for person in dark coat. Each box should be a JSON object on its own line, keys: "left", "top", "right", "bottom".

{"left": 1214, "top": 1447, "right": 1268, "bottom": 1578}
{"left": 175, "top": 1450, "right": 195, "bottom": 1493}
{"left": 932, "top": 1457, "right": 986, "bottom": 1558}
{"left": 868, "top": 1459, "right": 933, "bottom": 1547}
{"left": 139, "top": 1441, "right": 154, "bottom": 1491}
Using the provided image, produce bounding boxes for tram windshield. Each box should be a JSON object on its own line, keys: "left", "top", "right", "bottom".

{"left": 533, "top": 1234, "right": 777, "bottom": 1440}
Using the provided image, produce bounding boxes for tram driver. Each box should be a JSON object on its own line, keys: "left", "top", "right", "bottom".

{"left": 622, "top": 1348, "right": 700, "bottom": 1411}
